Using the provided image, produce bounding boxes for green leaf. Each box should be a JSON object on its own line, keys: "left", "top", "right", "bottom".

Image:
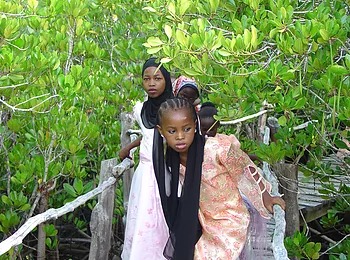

{"left": 160, "top": 57, "right": 172, "bottom": 64}
{"left": 168, "top": 2, "right": 176, "bottom": 16}
{"left": 176, "top": 29, "right": 187, "bottom": 46}
{"left": 334, "top": 139, "right": 348, "bottom": 149}
{"left": 278, "top": 115, "right": 287, "bottom": 126}
{"left": 293, "top": 97, "right": 306, "bottom": 109}
{"left": 146, "top": 37, "right": 164, "bottom": 47}
{"left": 63, "top": 183, "right": 77, "bottom": 198}
{"left": 179, "top": 0, "right": 191, "bottom": 15}
{"left": 73, "top": 178, "right": 84, "bottom": 195}
{"left": 209, "top": 0, "right": 220, "bottom": 12}
{"left": 146, "top": 46, "right": 162, "bottom": 55}
{"left": 328, "top": 65, "right": 348, "bottom": 75}
{"left": 164, "top": 25, "right": 172, "bottom": 40}
{"left": 319, "top": 29, "right": 329, "bottom": 40}
{"left": 183, "top": 68, "right": 201, "bottom": 76}
{"left": 1, "top": 195, "right": 12, "bottom": 206}
{"left": 142, "top": 7, "right": 157, "bottom": 13}
{"left": 217, "top": 49, "right": 232, "bottom": 57}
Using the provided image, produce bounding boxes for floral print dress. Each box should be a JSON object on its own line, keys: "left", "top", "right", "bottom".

{"left": 180, "top": 134, "right": 272, "bottom": 260}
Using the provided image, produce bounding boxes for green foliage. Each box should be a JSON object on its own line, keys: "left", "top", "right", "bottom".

{"left": 0, "top": 0, "right": 152, "bottom": 257}
{"left": 0, "top": 0, "right": 349, "bottom": 258}
{"left": 285, "top": 231, "right": 321, "bottom": 259}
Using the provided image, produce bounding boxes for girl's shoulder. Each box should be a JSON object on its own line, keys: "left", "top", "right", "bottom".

{"left": 206, "top": 134, "right": 240, "bottom": 147}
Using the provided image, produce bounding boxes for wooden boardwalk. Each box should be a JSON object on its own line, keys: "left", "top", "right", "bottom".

{"left": 261, "top": 157, "right": 349, "bottom": 259}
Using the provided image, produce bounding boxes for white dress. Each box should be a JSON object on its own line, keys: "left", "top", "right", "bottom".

{"left": 121, "top": 102, "right": 168, "bottom": 260}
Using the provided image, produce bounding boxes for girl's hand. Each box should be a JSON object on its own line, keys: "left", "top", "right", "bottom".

{"left": 262, "top": 192, "right": 286, "bottom": 213}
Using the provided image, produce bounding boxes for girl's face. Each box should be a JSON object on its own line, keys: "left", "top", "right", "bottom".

{"left": 177, "top": 87, "right": 199, "bottom": 105}
{"left": 157, "top": 108, "right": 196, "bottom": 156}
{"left": 142, "top": 67, "right": 166, "bottom": 98}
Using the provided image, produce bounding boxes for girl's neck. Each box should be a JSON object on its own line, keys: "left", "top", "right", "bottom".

{"left": 179, "top": 152, "right": 187, "bottom": 166}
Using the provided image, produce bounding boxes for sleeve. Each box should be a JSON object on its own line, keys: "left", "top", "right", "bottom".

{"left": 221, "top": 142, "right": 272, "bottom": 219}
{"left": 132, "top": 102, "right": 143, "bottom": 128}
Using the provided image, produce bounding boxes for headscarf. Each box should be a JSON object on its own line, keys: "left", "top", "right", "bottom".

{"left": 141, "top": 57, "right": 173, "bottom": 129}
{"left": 153, "top": 99, "right": 205, "bottom": 260}
{"left": 172, "top": 75, "right": 200, "bottom": 97}
{"left": 172, "top": 76, "right": 201, "bottom": 112}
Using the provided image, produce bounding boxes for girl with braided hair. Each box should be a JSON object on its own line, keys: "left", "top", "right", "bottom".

{"left": 153, "top": 97, "right": 285, "bottom": 260}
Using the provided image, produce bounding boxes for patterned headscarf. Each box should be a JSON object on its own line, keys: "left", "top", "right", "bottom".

{"left": 172, "top": 76, "right": 201, "bottom": 112}
{"left": 172, "top": 75, "right": 200, "bottom": 97}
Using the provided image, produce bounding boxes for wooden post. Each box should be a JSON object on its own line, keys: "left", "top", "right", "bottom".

{"left": 120, "top": 113, "right": 136, "bottom": 216}
{"left": 273, "top": 162, "right": 300, "bottom": 237}
{"left": 89, "top": 158, "right": 118, "bottom": 260}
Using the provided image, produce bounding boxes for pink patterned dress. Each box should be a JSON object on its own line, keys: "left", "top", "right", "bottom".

{"left": 121, "top": 102, "right": 168, "bottom": 260}
{"left": 180, "top": 134, "right": 272, "bottom": 260}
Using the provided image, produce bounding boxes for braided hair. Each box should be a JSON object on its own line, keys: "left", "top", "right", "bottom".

{"left": 153, "top": 97, "right": 204, "bottom": 260}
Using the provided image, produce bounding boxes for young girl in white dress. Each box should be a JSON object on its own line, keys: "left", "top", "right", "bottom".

{"left": 120, "top": 58, "right": 173, "bottom": 260}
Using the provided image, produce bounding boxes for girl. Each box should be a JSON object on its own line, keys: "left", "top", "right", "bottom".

{"left": 172, "top": 75, "right": 201, "bottom": 111}
{"left": 153, "top": 98, "right": 285, "bottom": 260}
{"left": 120, "top": 57, "right": 173, "bottom": 260}
{"left": 198, "top": 101, "right": 270, "bottom": 258}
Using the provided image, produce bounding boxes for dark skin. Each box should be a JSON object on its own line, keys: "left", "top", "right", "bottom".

{"left": 118, "top": 65, "right": 167, "bottom": 161}
{"left": 177, "top": 87, "right": 200, "bottom": 106}
{"left": 119, "top": 136, "right": 141, "bottom": 160}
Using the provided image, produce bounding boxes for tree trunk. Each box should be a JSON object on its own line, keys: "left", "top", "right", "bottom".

{"left": 89, "top": 158, "right": 118, "bottom": 260}
{"left": 37, "top": 195, "right": 48, "bottom": 260}
{"left": 273, "top": 162, "right": 300, "bottom": 237}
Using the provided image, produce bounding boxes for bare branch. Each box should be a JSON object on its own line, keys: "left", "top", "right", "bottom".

{"left": 0, "top": 82, "right": 29, "bottom": 89}
{"left": 220, "top": 110, "right": 272, "bottom": 125}
{"left": 0, "top": 94, "right": 59, "bottom": 113}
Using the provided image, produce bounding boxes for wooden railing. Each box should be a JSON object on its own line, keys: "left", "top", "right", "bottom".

{"left": 0, "top": 157, "right": 132, "bottom": 257}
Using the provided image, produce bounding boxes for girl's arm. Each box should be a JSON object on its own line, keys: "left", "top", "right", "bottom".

{"left": 118, "top": 136, "right": 142, "bottom": 161}
{"left": 248, "top": 166, "right": 285, "bottom": 212}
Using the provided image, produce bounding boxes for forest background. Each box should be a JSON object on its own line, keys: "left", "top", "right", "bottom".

{"left": 0, "top": 0, "right": 349, "bottom": 259}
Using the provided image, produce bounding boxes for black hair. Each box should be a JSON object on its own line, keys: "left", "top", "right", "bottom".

{"left": 157, "top": 97, "right": 197, "bottom": 125}
{"left": 198, "top": 102, "right": 218, "bottom": 119}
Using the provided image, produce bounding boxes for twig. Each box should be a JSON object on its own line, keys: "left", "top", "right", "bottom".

{"left": 293, "top": 120, "right": 319, "bottom": 131}
{"left": 0, "top": 82, "right": 29, "bottom": 89}
{"left": 220, "top": 110, "right": 272, "bottom": 125}
{"left": 309, "top": 227, "right": 336, "bottom": 244}
{"left": 0, "top": 95, "right": 59, "bottom": 113}
{"left": 320, "top": 233, "right": 350, "bottom": 256}
{"left": 64, "top": 19, "right": 76, "bottom": 74}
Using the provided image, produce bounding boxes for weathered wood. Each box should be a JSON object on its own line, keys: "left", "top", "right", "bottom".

{"left": 120, "top": 113, "right": 136, "bottom": 214}
{"left": 262, "top": 126, "right": 289, "bottom": 260}
{"left": 274, "top": 162, "right": 299, "bottom": 237}
{"left": 89, "top": 158, "right": 118, "bottom": 260}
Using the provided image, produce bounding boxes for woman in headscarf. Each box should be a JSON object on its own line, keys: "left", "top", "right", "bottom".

{"left": 172, "top": 75, "right": 201, "bottom": 112}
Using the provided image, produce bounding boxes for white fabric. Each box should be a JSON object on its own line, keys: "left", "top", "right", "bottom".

{"left": 121, "top": 102, "right": 168, "bottom": 260}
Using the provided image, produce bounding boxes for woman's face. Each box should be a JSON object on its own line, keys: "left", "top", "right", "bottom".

{"left": 177, "top": 87, "right": 199, "bottom": 105}
{"left": 142, "top": 67, "right": 166, "bottom": 98}
{"left": 157, "top": 108, "right": 196, "bottom": 156}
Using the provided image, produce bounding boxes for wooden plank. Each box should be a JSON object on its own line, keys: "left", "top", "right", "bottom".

{"left": 89, "top": 159, "right": 118, "bottom": 260}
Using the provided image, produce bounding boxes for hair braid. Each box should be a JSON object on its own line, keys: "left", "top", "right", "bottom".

{"left": 157, "top": 97, "right": 196, "bottom": 125}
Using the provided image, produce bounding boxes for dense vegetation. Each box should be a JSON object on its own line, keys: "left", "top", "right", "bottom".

{"left": 0, "top": 0, "right": 349, "bottom": 259}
